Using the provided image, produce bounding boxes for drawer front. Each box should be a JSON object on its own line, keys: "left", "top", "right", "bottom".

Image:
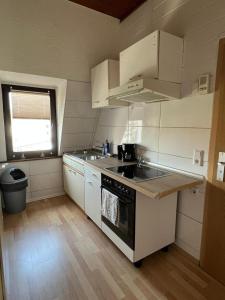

{"left": 63, "top": 155, "right": 84, "bottom": 174}
{"left": 85, "top": 166, "right": 101, "bottom": 182}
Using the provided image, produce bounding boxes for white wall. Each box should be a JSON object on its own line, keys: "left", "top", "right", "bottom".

{"left": 60, "top": 80, "right": 99, "bottom": 153}
{"left": 0, "top": 0, "right": 116, "bottom": 202}
{"left": 0, "top": 0, "right": 119, "bottom": 82}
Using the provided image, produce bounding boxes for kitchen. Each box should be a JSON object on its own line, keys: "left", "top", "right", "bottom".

{"left": 0, "top": 0, "right": 225, "bottom": 299}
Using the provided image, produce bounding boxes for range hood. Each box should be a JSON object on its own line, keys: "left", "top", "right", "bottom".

{"left": 107, "top": 30, "right": 183, "bottom": 103}
{"left": 108, "top": 77, "right": 181, "bottom": 103}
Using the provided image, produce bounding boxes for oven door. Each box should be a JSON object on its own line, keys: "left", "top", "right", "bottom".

{"left": 101, "top": 186, "right": 135, "bottom": 250}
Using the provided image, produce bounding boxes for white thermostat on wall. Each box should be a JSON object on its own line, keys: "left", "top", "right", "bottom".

{"left": 198, "top": 73, "right": 210, "bottom": 94}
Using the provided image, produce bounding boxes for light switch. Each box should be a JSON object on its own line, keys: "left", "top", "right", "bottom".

{"left": 218, "top": 152, "right": 225, "bottom": 163}
{"left": 217, "top": 163, "right": 225, "bottom": 181}
{"left": 193, "top": 150, "right": 204, "bottom": 166}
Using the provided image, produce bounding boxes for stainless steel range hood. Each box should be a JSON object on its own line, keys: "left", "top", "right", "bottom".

{"left": 108, "top": 77, "right": 181, "bottom": 103}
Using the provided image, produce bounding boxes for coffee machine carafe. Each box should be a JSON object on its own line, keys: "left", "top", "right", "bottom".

{"left": 120, "top": 144, "right": 136, "bottom": 162}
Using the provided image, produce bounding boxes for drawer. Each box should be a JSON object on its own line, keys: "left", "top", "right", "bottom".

{"left": 85, "top": 166, "right": 101, "bottom": 182}
{"left": 63, "top": 155, "right": 84, "bottom": 174}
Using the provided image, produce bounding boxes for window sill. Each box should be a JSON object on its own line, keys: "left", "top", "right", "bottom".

{"left": 0, "top": 155, "right": 62, "bottom": 164}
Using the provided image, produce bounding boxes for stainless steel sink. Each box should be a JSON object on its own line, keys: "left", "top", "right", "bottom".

{"left": 65, "top": 150, "right": 106, "bottom": 161}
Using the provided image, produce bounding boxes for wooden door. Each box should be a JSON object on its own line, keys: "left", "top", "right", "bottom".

{"left": 200, "top": 38, "right": 225, "bottom": 285}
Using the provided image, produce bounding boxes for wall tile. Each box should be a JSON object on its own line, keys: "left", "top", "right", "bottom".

{"left": 66, "top": 81, "right": 91, "bottom": 101}
{"left": 176, "top": 212, "right": 202, "bottom": 259}
{"left": 178, "top": 186, "right": 205, "bottom": 223}
{"left": 94, "top": 126, "right": 129, "bottom": 147}
{"left": 129, "top": 127, "right": 159, "bottom": 152}
{"left": 129, "top": 102, "right": 160, "bottom": 127}
{"left": 30, "top": 172, "right": 63, "bottom": 192}
{"left": 98, "top": 107, "right": 129, "bottom": 127}
{"left": 62, "top": 133, "right": 93, "bottom": 149}
{"left": 29, "top": 158, "right": 62, "bottom": 176}
{"left": 158, "top": 153, "right": 208, "bottom": 176}
{"left": 63, "top": 118, "right": 96, "bottom": 134}
{"left": 159, "top": 128, "right": 210, "bottom": 160}
{"left": 160, "top": 94, "right": 213, "bottom": 128}
{"left": 64, "top": 101, "right": 98, "bottom": 118}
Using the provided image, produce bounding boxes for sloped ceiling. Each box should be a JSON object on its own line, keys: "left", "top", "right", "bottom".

{"left": 69, "top": 0, "right": 146, "bottom": 21}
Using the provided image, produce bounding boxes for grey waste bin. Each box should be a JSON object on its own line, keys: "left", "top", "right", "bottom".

{"left": 0, "top": 167, "right": 28, "bottom": 214}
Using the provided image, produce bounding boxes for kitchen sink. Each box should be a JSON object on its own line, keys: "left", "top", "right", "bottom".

{"left": 65, "top": 150, "right": 106, "bottom": 161}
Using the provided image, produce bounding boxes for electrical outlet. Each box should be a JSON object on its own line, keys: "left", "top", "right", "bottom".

{"left": 217, "top": 163, "right": 225, "bottom": 181}
{"left": 193, "top": 150, "right": 204, "bottom": 166}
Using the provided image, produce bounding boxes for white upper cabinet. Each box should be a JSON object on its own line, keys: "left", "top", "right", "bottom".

{"left": 120, "top": 30, "right": 184, "bottom": 85}
{"left": 91, "top": 59, "right": 128, "bottom": 108}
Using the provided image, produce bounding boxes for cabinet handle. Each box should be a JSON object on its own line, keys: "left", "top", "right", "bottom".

{"left": 91, "top": 173, "right": 98, "bottom": 178}
{"left": 87, "top": 181, "right": 93, "bottom": 184}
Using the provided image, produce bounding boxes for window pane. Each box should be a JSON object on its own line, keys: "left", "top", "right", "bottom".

{"left": 9, "top": 91, "right": 52, "bottom": 152}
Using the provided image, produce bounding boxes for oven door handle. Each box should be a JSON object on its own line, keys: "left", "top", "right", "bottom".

{"left": 101, "top": 185, "right": 132, "bottom": 204}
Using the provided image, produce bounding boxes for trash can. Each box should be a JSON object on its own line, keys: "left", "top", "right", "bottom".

{"left": 0, "top": 167, "right": 28, "bottom": 214}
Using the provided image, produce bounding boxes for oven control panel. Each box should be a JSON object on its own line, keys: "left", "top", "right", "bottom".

{"left": 101, "top": 174, "right": 136, "bottom": 199}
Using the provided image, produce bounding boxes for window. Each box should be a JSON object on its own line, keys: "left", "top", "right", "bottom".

{"left": 2, "top": 84, "right": 58, "bottom": 160}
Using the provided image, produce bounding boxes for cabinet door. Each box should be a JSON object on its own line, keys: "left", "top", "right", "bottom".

{"left": 85, "top": 178, "right": 101, "bottom": 228}
{"left": 63, "top": 164, "right": 70, "bottom": 195}
{"left": 63, "top": 165, "right": 85, "bottom": 210}
{"left": 91, "top": 60, "right": 109, "bottom": 108}
{"left": 120, "top": 31, "right": 159, "bottom": 85}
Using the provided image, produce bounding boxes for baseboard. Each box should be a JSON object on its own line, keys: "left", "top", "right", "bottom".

{"left": 172, "top": 243, "right": 200, "bottom": 265}
{"left": 27, "top": 192, "right": 65, "bottom": 203}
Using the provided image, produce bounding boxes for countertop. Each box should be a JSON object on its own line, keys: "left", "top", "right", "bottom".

{"left": 81, "top": 157, "right": 203, "bottom": 200}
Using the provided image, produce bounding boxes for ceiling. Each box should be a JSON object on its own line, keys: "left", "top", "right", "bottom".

{"left": 69, "top": 0, "right": 147, "bottom": 21}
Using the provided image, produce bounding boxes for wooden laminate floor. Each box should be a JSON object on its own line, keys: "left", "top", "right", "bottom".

{"left": 2, "top": 196, "right": 225, "bottom": 300}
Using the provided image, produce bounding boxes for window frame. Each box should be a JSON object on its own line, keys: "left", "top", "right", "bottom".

{"left": 1, "top": 84, "right": 58, "bottom": 161}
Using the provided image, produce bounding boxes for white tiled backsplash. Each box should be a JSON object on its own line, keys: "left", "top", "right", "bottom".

{"left": 94, "top": 94, "right": 213, "bottom": 177}
{"left": 94, "top": 94, "right": 213, "bottom": 259}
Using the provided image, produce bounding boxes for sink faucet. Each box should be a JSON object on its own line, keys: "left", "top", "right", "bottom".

{"left": 137, "top": 155, "right": 144, "bottom": 167}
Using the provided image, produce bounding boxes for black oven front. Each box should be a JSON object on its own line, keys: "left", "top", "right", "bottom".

{"left": 101, "top": 174, "right": 136, "bottom": 250}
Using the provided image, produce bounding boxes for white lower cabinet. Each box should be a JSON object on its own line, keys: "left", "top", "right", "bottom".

{"left": 63, "top": 164, "right": 84, "bottom": 210}
{"left": 84, "top": 166, "right": 101, "bottom": 228}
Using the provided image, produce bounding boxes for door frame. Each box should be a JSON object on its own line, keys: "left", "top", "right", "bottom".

{"left": 200, "top": 37, "right": 225, "bottom": 283}
{"left": 207, "top": 37, "right": 225, "bottom": 184}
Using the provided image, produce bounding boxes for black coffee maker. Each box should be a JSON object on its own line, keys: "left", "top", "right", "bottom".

{"left": 118, "top": 144, "right": 136, "bottom": 162}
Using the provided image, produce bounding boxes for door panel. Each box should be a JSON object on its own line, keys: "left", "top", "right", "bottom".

{"left": 200, "top": 38, "right": 225, "bottom": 285}
{"left": 63, "top": 164, "right": 84, "bottom": 210}
{"left": 201, "top": 183, "right": 225, "bottom": 284}
{"left": 85, "top": 179, "right": 101, "bottom": 228}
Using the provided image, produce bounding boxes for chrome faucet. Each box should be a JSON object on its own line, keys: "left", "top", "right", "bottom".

{"left": 137, "top": 155, "right": 145, "bottom": 167}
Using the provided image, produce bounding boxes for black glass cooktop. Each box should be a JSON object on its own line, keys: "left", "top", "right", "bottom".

{"left": 106, "top": 164, "right": 170, "bottom": 182}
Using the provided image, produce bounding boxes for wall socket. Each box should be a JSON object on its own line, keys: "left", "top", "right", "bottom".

{"left": 193, "top": 150, "right": 204, "bottom": 166}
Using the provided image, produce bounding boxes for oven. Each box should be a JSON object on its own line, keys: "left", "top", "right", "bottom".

{"left": 101, "top": 174, "right": 136, "bottom": 250}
